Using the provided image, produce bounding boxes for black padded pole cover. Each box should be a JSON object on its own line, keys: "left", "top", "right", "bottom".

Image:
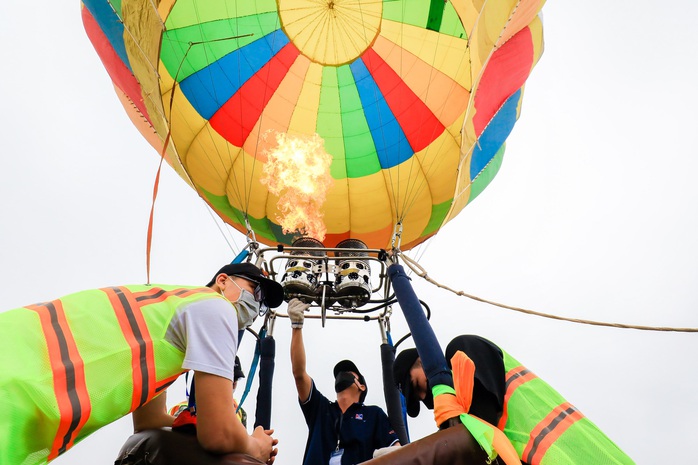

{"left": 380, "top": 342, "right": 410, "bottom": 445}
{"left": 254, "top": 335, "right": 276, "bottom": 430}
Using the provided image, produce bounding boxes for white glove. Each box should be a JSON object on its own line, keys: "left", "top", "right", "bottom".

{"left": 372, "top": 444, "right": 401, "bottom": 458}
{"left": 287, "top": 298, "right": 310, "bottom": 329}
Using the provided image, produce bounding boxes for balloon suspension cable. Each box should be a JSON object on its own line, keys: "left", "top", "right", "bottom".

{"left": 145, "top": 0, "right": 166, "bottom": 30}
{"left": 243, "top": 216, "right": 258, "bottom": 247}
{"left": 390, "top": 222, "right": 404, "bottom": 253}
{"left": 400, "top": 254, "right": 698, "bottom": 333}
{"left": 204, "top": 204, "right": 238, "bottom": 253}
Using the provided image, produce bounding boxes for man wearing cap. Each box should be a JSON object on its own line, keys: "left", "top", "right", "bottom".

{"left": 393, "top": 335, "right": 634, "bottom": 465}
{"left": 393, "top": 335, "right": 505, "bottom": 426}
{"left": 287, "top": 298, "right": 400, "bottom": 465}
{"left": 0, "top": 262, "right": 283, "bottom": 464}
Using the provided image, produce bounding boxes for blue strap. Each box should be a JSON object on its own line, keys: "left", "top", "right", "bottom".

{"left": 186, "top": 371, "right": 196, "bottom": 412}
{"left": 231, "top": 249, "right": 249, "bottom": 264}
{"left": 237, "top": 327, "right": 265, "bottom": 412}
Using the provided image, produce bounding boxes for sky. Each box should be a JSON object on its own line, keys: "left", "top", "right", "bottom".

{"left": 1, "top": 1, "right": 697, "bottom": 464}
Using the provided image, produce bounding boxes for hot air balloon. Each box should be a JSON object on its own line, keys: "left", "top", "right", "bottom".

{"left": 82, "top": 0, "right": 544, "bottom": 250}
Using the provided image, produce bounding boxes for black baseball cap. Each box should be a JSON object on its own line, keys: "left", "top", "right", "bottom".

{"left": 207, "top": 263, "right": 284, "bottom": 309}
{"left": 334, "top": 359, "right": 367, "bottom": 402}
{"left": 393, "top": 348, "right": 421, "bottom": 417}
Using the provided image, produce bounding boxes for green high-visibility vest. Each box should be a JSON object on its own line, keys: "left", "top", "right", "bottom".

{"left": 499, "top": 352, "right": 635, "bottom": 465}
{"left": 0, "top": 285, "right": 224, "bottom": 464}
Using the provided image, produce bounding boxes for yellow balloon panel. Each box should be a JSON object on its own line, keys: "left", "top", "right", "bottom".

{"left": 381, "top": 160, "right": 433, "bottom": 246}
{"left": 287, "top": 63, "right": 323, "bottom": 136}
{"left": 380, "top": 20, "right": 472, "bottom": 87}
{"left": 227, "top": 152, "right": 270, "bottom": 219}
{"left": 185, "top": 125, "right": 240, "bottom": 198}
{"left": 414, "top": 130, "right": 462, "bottom": 206}
{"left": 371, "top": 35, "right": 471, "bottom": 130}
{"left": 345, "top": 172, "right": 394, "bottom": 235}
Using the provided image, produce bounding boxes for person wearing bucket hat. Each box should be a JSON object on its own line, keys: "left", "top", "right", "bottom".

{"left": 287, "top": 298, "right": 400, "bottom": 465}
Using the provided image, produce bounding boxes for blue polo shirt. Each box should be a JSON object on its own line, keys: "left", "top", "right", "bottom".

{"left": 300, "top": 380, "right": 399, "bottom": 465}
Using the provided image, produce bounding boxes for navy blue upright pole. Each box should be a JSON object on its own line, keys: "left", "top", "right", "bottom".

{"left": 388, "top": 264, "right": 453, "bottom": 390}
{"left": 380, "top": 343, "right": 410, "bottom": 444}
{"left": 254, "top": 335, "right": 276, "bottom": 429}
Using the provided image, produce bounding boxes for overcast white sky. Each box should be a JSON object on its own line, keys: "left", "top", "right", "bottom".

{"left": 1, "top": 1, "right": 697, "bottom": 464}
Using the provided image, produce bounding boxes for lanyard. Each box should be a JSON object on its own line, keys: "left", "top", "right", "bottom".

{"left": 334, "top": 410, "right": 344, "bottom": 451}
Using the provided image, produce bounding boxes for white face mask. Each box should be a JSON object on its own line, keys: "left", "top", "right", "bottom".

{"left": 234, "top": 288, "right": 260, "bottom": 329}
{"left": 225, "top": 278, "right": 261, "bottom": 329}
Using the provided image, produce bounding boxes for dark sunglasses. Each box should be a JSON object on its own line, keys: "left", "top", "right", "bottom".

{"left": 232, "top": 275, "right": 268, "bottom": 313}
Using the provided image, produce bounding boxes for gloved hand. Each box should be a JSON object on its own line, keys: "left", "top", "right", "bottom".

{"left": 372, "top": 444, "right": 401, "bottom": 458}
{"left": 287, "top": 298, "right": 310, "bottom": 329}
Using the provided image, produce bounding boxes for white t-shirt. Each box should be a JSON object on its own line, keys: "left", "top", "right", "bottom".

{"left": 164, "top": 297, "right": 239, "bottom": 380}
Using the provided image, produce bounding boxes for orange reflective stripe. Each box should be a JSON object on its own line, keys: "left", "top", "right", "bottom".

{"left": 523, "top": 402, "right": 584, "bottom": 464}
{"left": 498, "top": 365, "right": 537, "bottom": 429}
{"left": 103, "top": 287, "right": 156, "bottom": 411}
{"left": 132, "top": 287, "right": 212, "bottom": 304}
{"left": 28, "top": 301, "right": 91, "bottom": 460}
{"left": 155, "top": 372, "right": 184, "bottom": 394}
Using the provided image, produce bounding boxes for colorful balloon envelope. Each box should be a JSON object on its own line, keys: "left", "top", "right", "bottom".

{"left": 82, "top": 0, "right": 545, "bottom": 250}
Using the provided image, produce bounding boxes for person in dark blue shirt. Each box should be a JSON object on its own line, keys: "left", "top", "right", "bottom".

{"left": 288, "top": 299, "right": 400, "bottom": 464}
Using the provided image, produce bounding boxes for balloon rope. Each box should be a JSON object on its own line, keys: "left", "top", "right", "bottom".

{"left": 145, "top": 132, "right": 171, "bottom": 284}
{"left": 400, "top": 254, "right": 698, "bottom": 333}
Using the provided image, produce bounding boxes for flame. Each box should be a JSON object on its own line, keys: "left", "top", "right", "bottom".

{"left": 261, "top": 132, "right": 334, "bottom": 241}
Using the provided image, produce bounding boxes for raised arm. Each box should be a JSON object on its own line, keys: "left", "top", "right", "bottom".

{"left": 288, "top": 299, "right": 312, "bottom": 402}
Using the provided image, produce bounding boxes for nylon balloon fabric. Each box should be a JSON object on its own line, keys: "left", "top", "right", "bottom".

{"left": 82, "top": 0, "right": 545, "bottom": 250}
